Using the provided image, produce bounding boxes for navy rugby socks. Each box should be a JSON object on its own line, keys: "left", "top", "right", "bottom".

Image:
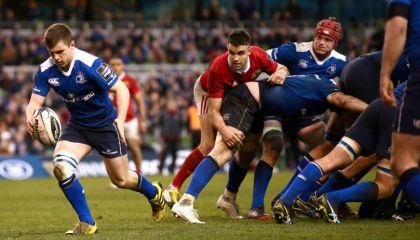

{"left": 400, "top": 168, "right": 420, "bottom": 205}
{"left": 251, "top": 161, "right": 273, "bottom": 209}
{"left": 316, "top": 171, "right": 356, "bottom": 196}
{"left": 226, "top": 159, "right": 248, "bottom": 194}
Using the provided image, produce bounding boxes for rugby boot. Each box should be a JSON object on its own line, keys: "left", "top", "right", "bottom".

{"left": 149, "top": 181, "right": 166, "bottom": 221}
{"left": 172, "top": 199, "right": 205, "bottom": 224}
{"left": 318, "top": 194, "right": 341, "bottom": 224}
{"left": 162, "top": 187, "right": 181, "bottom": 209}
{"left": 246, "top": 207, "right": 273, "bottom": 220}
{"left": 292, "top": 195, "right": 321, "bottom": 219}
{"left": 65, "top": 222, "right": 97, "bottom": 235}
{"left": 272, "top": 199, "right": 293, "bottom": 224}
{"left": 216, "top": 194, "right": 243, "bottom": 220}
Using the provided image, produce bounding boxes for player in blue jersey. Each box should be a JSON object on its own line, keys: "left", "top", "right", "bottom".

{"left": 310, "top": 50, "right": 410, "bottom": 219}
{"left": 380, "top": 0, "right": 420, "bottom": 210}
{"left": 171, "top": 74, "right": 367, "bottom": 224}
{"left": 217, "top": 17, "right": 350, "bottom": 220}
{"left": 273, "top": 47, "right": 409, "bottom": 217}
{"left": 272, "top": 82, "right": 407, "bottom": 224}
{"left": 25, "top": 23, "right": 165, "bottom": 235}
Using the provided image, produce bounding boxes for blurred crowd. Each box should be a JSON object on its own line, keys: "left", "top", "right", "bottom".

{"left": 0, "top": 0, "right": 388, "bottom": 159}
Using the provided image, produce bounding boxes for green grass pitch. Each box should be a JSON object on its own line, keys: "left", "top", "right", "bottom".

{"left": 1, "top": 171, "right": 419, "bottom": 240}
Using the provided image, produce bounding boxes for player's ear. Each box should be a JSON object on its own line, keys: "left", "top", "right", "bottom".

{"left": 70, "top": 40, "right": 75, "bottom": 48}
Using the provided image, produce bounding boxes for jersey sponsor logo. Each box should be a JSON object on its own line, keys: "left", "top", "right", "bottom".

{"left": 0, "top": 159, "right": 34, "bottom": 180}
{"left": 101, "top": 149, "right": 118, "bottom": 156}
{"left": 252, "top": 69, "right": 262, "bottom": 80}
{"left": 48, "top": 78, "right": 60, "bottom": 86}
{"left": 76, "top": 72, "right": 87, "bottom": 84}
{"left": 223, "top": 113, "right": 231, "bottom": 121}
{"left": 64, "top": 91, "right": 95, "bottom": 103}
{"left": 96, "top": 63, "right": 114, "bottom": 81}
{"left": 298, "top": 59, "right": 308, "bottom": 68}
{"left": 327, "top": 64, "right": 336, "bottom": 74}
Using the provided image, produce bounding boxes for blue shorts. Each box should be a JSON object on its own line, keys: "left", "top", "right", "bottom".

{"left": 394, "top": 71, "right": 420, "bottom": 135}
{"left": 60, "top": 121, "right": 128, "bottom": 158}
{"left": 339, "top": 55, "right": 380, "bottom": 104}
{"left": 345, "top": 99, "right": 395, "bottom": 159}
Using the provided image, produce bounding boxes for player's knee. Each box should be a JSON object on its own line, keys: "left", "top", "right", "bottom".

{"left": 199, "top": 143, "right": 215, "bottom": 155}
{"left": 262, "top": 130, "right": 283, "bottom": 153}
{"left": 52, "top": 151, "right": 78, "bottom": 181}
{"left": 110, "top": 175, "right": 130, "bottom": 189}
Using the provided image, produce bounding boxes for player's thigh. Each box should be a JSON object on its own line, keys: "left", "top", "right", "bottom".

{"left": 296, "top": 121, "right": 325, "bottom": 148}
{"left": 391, "top": 133, "right": 420, "bottom": 177}
{"left": 55, "top": 124, "right": 93, "bottom": 160}
{"left": 104, "top": 154, "right": 130, "bottom": 180}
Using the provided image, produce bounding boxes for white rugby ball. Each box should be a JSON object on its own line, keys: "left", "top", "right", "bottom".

{"left": 33, "top": 107, "right": 62, "bottom": 146}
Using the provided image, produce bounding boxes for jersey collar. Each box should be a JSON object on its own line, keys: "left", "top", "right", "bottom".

{"left": 58, "top": 48, "right": 78, "bottom": 77}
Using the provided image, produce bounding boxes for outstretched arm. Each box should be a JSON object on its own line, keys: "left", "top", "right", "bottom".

{"left": 327, "top": 92, "right": 368, "bottom": 113}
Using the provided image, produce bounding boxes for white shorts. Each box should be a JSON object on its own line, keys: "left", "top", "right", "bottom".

{"left": 193, "top": 75, "right": 209, "bottom": 116}
{"left": 124, "top": 118, "right": 140, "bottom": 140}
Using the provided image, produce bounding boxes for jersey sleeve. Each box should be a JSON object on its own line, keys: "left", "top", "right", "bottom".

{"left": 90, "top": 58, "right": 119, "bottom": 90}
{"left": 207, "top": 70, "right": 227, "bottom": 98}
{"left": 32, "top": 68, "right": 50, "bottom": 96}
{"left": 270, "top": 43, "right": 296, "bottom": 66}
{"left": 254, "top": 46, "right": 278, "bottom": 74}
{"left": 320, "top": 79, "right": 340, "bottom": 99}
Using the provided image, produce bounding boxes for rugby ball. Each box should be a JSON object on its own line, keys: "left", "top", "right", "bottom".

{"left": 33, "top": 107, "right": 61, "bottom": 146}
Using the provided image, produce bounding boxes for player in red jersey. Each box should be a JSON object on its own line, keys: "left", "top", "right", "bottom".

{"left": 110, "top": 57, "right": 147, "bottom": 174}
{"left": 163, "top": 29, "right": 289, "bottom": 209}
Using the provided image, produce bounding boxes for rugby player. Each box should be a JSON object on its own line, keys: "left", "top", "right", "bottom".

{"left": 25, "top": 24, "right": 165, "bottom": 235}
{"left": 172, "top": 74, "right": 367, "bottom": 223}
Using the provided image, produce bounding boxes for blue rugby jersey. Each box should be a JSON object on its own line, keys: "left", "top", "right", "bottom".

{"left": 268, "top": 42, "right": 348, "bottom": 79}
{"left": 32, "top": 48, "right": 118, "bottom": 127}
{"left": 260, "top": 74, "right": 339, "bottom": 120}
{"left": 389, "top": 0, "right": 420, "bottom": 69}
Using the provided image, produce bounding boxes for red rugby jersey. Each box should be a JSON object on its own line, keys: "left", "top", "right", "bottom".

{"left": 113, "top": 72, "right": 140, "bottom": 122}
{"left": 200, "top": 46, "right": 277, "bottom": 98}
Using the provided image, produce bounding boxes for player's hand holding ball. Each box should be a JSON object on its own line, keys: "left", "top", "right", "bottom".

{"left": 31, "top": 107, "right": 62, "bottom": 146}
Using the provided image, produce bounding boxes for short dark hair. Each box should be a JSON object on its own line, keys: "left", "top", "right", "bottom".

{"left": 228, "top": 30, "right": 251, "bottom": 46}
{"left": 44, "top": 23, "right": 73, "bottom": 48}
